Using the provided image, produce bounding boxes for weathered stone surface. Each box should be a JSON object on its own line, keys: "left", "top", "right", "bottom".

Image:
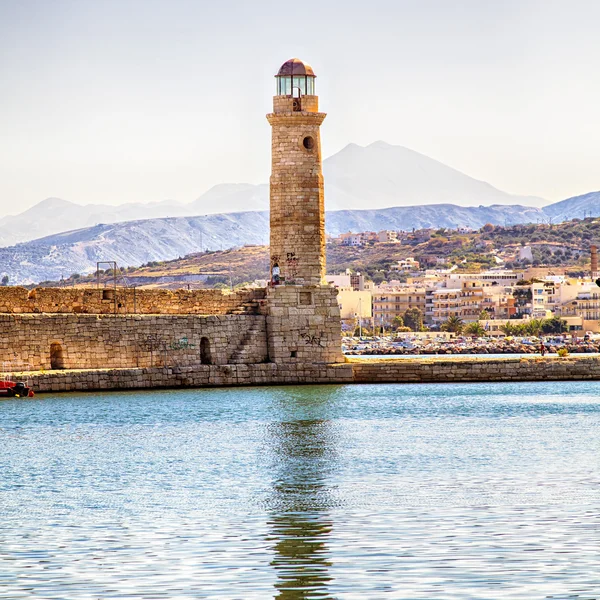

{"left": 19, "top": 363, "right": 354, "bottom": 392}
{"left": 0, "top": 314, "right": 267, "bottom": 370}
{"left": 0, "top": 287, "right": 266, "bottom": 315}
{"left": 265, "top": 285, "right": 344, "bottom": 364}
{"left": 349, "top": 356, "right": 600, "bottom": 383}
{"left": 267, "top": 94, "right": 326, "bottom": 286}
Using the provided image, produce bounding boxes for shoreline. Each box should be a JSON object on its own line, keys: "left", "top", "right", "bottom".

{"left": 343, "top": 339, "right": 600, "bottom": 357}
{"left": 6, "top": 354, "right": 600, "bottom": 394}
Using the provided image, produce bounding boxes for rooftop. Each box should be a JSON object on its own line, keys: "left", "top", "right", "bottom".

{"left": 276, "top": 58, "right": 316, "bottom": 77}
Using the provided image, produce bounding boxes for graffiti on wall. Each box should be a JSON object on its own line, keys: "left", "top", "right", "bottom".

{"left": 286, "top": 252, "right": 299, "bottom": 280}
{"left": 169, "top": 337, "right": 195, "bottom": 351}
{"left": 300, "top": 332, "right": 323, "bottom": 347}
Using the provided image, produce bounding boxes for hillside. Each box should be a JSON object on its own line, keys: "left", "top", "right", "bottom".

{"left": 0, "top": 212, "right": 270, "bottom": 285}
{"left": 0, "top": 203, "right": 550, "bottom": 285}
{"left": 37, "top": 218, "right": 600, "bottom": 289}
{"left": 5, "top": 198, "right": 600, "bottom": 285}
{"left": 542, "top": 191, "right": 600, "bottom": 222}
{"left": 0, "top": 141, "right": 546, "bottom": 246}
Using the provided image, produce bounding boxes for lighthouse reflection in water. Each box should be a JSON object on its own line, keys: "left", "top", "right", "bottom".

{"left": 266, "top": 388, "right": 338, "bottom": 598}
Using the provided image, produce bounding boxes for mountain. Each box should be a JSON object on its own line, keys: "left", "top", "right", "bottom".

{"left": 542, "top": 191, "right": 600, "bottom": 222}
{"left": 0, "top": 203, "right": 548, "bottom": 285}
{"left": 323, "top": 141, "right": 544, "bottom": 211}
{"left": 0, "top": 196, "right": 188, "bottom": 247}
{"left": 0, "top": 141, "right": 546, "bottom": 247}
{"left": 188, "top": 183, "right": 268, "bottom": 214}
{"left": 326, "top": 203, "right": 543, "bottom": 235}
{"left": 0, "top": 212, "right": 270, "bottom": 285}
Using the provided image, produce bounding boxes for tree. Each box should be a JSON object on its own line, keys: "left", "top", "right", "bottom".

{"left": 1, "top": 275, "right": 8, "bottom": 286}
{"left": 541, "top": 317, "right": 568, "bottom": 334}
{"left": 353, "top": 326, "right": 372, "bottom": 337}
{"left": 501, "top": 322, "right": 516, "bottom": 336}
{"left": 403, "top": 308, "right": 424, "bottom": 332}
{"left": 440, "top": 315, "right": 464, "bottom": 334}
{"left": 392, "top": 315, "right": 405, "bottom": 331}
{"left": 524, "top": 318, "right": 544, "bottom": 337}
{"left": 464, "top": 321, "right": 485, "bottom": 337}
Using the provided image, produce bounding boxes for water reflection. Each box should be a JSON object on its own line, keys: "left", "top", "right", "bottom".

{"left": 269, "top": 511, "right": 333, "bottom": 599}
{"left": 267, "top": 389, "right": 339, "bottom": 599}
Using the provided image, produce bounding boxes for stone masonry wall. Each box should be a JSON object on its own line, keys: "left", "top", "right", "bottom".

{"left": 0, "top": 314, "right": 268, "bottom": 371}
{"left": 12, "top": 356, "right": 600, "bottom": 394}
{"left": 20, "top": 364, "right": 354, "bottom": 393}
{"left": 350, "top": 355, "right": 600, "bottom": 383}
{"left": 266, "top": 285, "right": 344, "bottom": 364}
{"left": 0, "top": 287, "right": 266, "bottom": 315}
{"left": 267, "top": 99, "right": 326, "bottom": 285}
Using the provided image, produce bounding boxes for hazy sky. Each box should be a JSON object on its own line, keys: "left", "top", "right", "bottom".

{"left": 1, "top": 0, "right": 599, "bottom": 214}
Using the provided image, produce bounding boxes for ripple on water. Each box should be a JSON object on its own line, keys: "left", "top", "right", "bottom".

{"left": 1, "top": 381, "right": 600, "bottom": 598}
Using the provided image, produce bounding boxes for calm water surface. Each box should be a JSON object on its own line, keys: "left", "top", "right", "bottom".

{"left": 1, "top": 382, "right": 600, "bottom": 599}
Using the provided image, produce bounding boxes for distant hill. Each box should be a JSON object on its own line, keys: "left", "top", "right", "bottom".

{"left": 0, "top": 141, "right": 547, "bottom": 246}
{"left": 35, "top": 217, "right": 600, "bottom": 290}
{"left": 542, "top": 191, "right": 600, "bottom": 222}
{"left": 0, "top": 212, "right": 270, "bottom": 285}
{"left": 326, "top": 203, "right": 543, "bottom": 234}
{"left": 0, "top": 203, "right": 549, "bottom": 285}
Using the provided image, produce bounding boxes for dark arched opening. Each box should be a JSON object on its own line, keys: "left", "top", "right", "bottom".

{"left": 200, "top": 337, "right": 212, "bottom": 365}
{"left": 50, "top": 342, "right": 65, "bottom": 370}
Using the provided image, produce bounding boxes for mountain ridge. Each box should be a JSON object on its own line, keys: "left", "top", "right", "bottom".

{"left": 0, "top": 141, "right": 546, "bottom": 246}
{"left": 4, "top": 193, "right": 600, "bottom": 285}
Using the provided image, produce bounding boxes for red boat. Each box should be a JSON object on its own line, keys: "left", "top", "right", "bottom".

{"left": 0, "top": 379, "right": 34, "bottom": 398}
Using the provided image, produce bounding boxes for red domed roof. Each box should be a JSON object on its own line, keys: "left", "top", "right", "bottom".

{"left": 276, "top": 58, "right": 316, "bottom": 77}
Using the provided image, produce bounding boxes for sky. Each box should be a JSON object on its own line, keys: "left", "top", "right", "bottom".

{"left": 0, "top": 0, "right": 599, "bottom": 214}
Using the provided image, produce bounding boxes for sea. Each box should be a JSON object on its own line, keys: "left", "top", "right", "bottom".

{"left": 1, "top": 382, "right": 599, "bottom": 599}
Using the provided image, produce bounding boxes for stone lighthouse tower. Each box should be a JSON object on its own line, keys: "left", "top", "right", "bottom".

{"left": 267, "top": 58, "right": 326, "bottom": 285}
{"left": 265, "top": 58, "right": 343, "bottom": 365}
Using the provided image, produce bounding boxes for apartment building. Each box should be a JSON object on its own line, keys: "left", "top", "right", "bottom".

{"left": 372, "top": 287, "right": 427, "bottom": 326}
{"left": 445, "top": 270, "right": 524, "bottom": 287}
{"left": 559, "top": 288, "right": 600, "bottom": 326}
{"left": 377, "top": 230, "right": 399, "bottom": 243}
{"left": 395, "top": 257, "right": 420, "bottom": 272}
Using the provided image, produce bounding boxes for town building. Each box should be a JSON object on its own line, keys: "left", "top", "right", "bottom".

{"left": 373, "top": 286, "right": 427, "bottom": 327}
{"left": 377, "top": 230, "right": 399, "bottom": 243}
{"left": 395, "top": 257, "right": 420, "bottom": 272}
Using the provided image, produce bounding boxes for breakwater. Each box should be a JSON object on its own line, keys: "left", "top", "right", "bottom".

{"left": 344, "top": 339, "right": 600, "bottom": 356}
{"left": 11, "top": 355, "right": 600, "bottom": 393}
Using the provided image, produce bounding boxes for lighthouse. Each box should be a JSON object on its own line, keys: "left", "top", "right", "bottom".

{"left": 264, "top": 58, "right": 343, "bottom": 365}
{"left": 267, "top": 58, "right": 326, "bottom": 286}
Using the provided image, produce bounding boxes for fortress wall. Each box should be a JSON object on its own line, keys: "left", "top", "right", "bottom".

{"left": 266, "top": 285, "right": 345, "bottom": 364}
{"left": 15, "top": 355, "right": 600, "bottom": 394}
{"left": 18, "top": 363, "right": 354, "bottom": 392}
{"left": 0, "top": 287, "right": 266, "bottom": 315}
{"left": 0, "top": 314, "right": 268, "bottom": 371}
{"left": 350, "top": 355, "right": 600, "bottom": 383}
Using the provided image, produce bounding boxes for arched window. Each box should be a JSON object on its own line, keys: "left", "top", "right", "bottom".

{"left": 200, "top": 337, "right": 212, "bottom": 365}
{"left": 50, "top": 342, "right": 65, "bottom": 370}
